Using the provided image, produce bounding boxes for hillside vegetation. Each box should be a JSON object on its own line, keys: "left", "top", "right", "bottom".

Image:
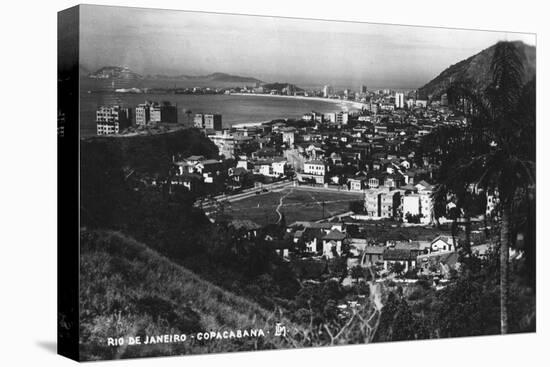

{"left": 81, "top": 127, "right": 218, "bottom": 176}
{"left": 80, "top": 230, "right": 300, "bottom": 360}
{"left": 418, "top": 41, "right": 535, "bottom": 100}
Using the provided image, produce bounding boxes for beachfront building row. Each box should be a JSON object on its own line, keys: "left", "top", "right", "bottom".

{"left": 95, "top": 101, "right": 177, "bottom": 135}
{"left": 301, "top": 111, "right": 349, "bottom": 125}
{"left": 96, "top": 105, "right": 132, "bottom": 135}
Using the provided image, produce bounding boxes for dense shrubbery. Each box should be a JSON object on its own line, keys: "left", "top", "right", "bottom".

{"left": 374, "top": 251, "right": 536, "bottom": 342}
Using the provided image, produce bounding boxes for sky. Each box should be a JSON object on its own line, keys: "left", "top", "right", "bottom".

{"left": 79, "top": 5, "right": 536, "bottom": 89}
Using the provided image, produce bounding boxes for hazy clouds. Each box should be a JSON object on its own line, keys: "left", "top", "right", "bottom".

{"left": 80, "top": 5, "right": 536, "bottom": 89}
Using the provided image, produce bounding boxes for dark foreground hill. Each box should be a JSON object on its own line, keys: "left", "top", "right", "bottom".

{"left": 418, "top": 41, "right": 535, "bottom": 100}
{"left": 80, "top": 230, "right": 300, "bottom": 361}
{"left": 81, "top": 128, "right": 218, "bottom": 177}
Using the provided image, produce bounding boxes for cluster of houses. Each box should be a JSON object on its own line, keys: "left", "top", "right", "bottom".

{"left": 227, "top": 217, "right": 491, "bottom": 280}
{"left": 287, "top": 221, "right": 462, "bottom": 277}
{"left": 181, "top": 98, "right": 461, "bottom": 223}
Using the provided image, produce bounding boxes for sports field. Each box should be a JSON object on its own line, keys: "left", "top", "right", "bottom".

{"left": 222, "top": 187, "right": 364, "bottom": 226}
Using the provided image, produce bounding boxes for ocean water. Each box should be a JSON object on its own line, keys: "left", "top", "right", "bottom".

{"left": 79, "top": 81, "right": 362, "bottom": 137}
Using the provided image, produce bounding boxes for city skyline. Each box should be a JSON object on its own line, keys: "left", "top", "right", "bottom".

{"left": 80, "top": 5, "right": 535, "bottom": 89}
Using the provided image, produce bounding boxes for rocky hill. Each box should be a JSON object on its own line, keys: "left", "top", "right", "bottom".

{"left": 418, "top": 41, "right": 536, "bottom": 100}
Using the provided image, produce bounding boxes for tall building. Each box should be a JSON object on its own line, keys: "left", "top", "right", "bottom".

{"left": 284, "top": 84, "right": 294, "bottom": 96}
{"left": 360, "top": 85, "right": 367, "bottom": 94}
{"left": 135, "top": 103, "right": 151, "bottom": 126}
{"left": 336, "top": 111, "right": 349, "bottom": 125}
{"left": 194, "top": 113, "right": 204, "bottom": 128}
{"left": 364, "top": 188, "right": 400, "bottom": 219}
{"left": 204, "top": 113, "right": 222, "bottom": 130}
{"left": 136, "top": 101, "right": 177, "bottom": 125}
{"left": 150, "top": 102, "right": 177, "bottom": 124}
{"left": 323, "top": 85, "right": 334, "bottom": 98}
{"left": 395, "top": 92, "right": 405, "bottom": 109}
{"left": 96, "top": 105, "right": 132, "bottom": 135}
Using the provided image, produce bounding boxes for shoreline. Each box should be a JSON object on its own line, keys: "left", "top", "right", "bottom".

{"left": 229, "top": 92, "right": 367, "bottom": 110}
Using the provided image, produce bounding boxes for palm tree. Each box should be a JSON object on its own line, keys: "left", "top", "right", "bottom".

{"left": 425, "top": 42, "right": 535, "bottom": 334}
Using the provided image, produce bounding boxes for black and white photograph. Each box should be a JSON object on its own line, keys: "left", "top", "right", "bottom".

{"left": 55, "top": 3, "right": 538, "bottom": 362}
{"left": 5, "top": 1, "right": 549, "bottom": 366}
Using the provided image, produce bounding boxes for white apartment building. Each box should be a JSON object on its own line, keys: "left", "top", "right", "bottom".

{"left": 395, "top": 92, "right": 405, "bottom": 109}
{"left": 304, "top": 160, "right": 326, "bottom": 176}
{"left": 208, "top": 131, "right": 235, "bottom": 159}
{"left": 336, "top": 111, "right": 349, "bottom": 125}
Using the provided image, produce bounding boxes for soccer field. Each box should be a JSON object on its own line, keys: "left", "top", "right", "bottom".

{"left": 223, "top": 187, "right": 364, "bottom": 226}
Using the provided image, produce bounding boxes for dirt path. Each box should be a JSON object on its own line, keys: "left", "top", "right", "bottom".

{"left": 275, "top": 188, "right": 294, "bottom": 223}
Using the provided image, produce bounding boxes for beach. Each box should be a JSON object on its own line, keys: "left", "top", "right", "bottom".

{"left": 229, "top": 92, "right": 367, "bottom": 110}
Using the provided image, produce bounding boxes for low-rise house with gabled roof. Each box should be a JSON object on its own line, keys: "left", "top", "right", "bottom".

{"left": 383, "top": 248, "right": 417, "bottom": 272}
{"left": 322, "top": 229, "right": 347, "bottom": 259}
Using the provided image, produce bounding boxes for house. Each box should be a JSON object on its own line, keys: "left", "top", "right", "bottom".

{"left": 266, "top": 239, "right": 292, "bottom": 259}
{"left": 330, "top": 152, "right": 343, "bottom": 165}
{"left": 346, "top": 238, "right": 369, "bottom": 257}
{"left": 271, "top": 157, "right": 287, "bottom": 177}
{"left": 228, "top": 219, "right": 261, "bottom": 238}
{"left": 228, "top": 166, "right": 249, "bottom": 185}
{"left": 367, "top": 176, "right": 380, "bottom": 188}
{"left": 300, "top": 227, "right": 325, "bottom": 254}
{"left": 322, "top": 229, "right": 347, "bottom": 258}
{"left": 236, "top": 158, "right": 253, "bottom": 171}
{"left": 400, "top": 159, "right": 411, "bottom": 170}
{"left": 196, "top": 159, "right": 223, "bottom": 183}
{"left": 416, "top": 251, "right": 459, "bottom": 278}
{"left": 348, "top": 176, "right": 368, "bottom": 192}
{"left": 304, "top": 160, "right": 326, "bottom": 176}
{"left": 174, "top": 161, "right": 194, "bottom": 175}
{"left": 304, "top": 143, "right": 326, "bottom": 160}
{"left": 361, "top": 246, "right": 385, "bottom": 267}
{"left": 297, "top": 160, "right": 326, "bottom": 184}
{"left": 430, "top": 235, "right": 455, "bottom": 252}
{"left": 281, "top": 127, "right": 296, "bottom": 146}
{"left": 254, "top": 160, "right": 274, "bottom": 177}
{"left": 171, "top": 173, "right": 202, "bottom": 191}
{"left": 383, "top": 248, "right": 416, "bottom": 272}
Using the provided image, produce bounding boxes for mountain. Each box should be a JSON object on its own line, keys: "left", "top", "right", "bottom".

{"left": 418, "top": 41, "right": 536, "bottom": 100}
{"left": 149, "top": 72, "right": 263, "bottom": 84}
{"left": 88, "top": 66, "right": 143, "bottom": 80}
{"left": 80, "top": 230, "right": 299, "bottom": 360}
{"left": 261, "top": 82, "right": 304, "bottom": 92}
